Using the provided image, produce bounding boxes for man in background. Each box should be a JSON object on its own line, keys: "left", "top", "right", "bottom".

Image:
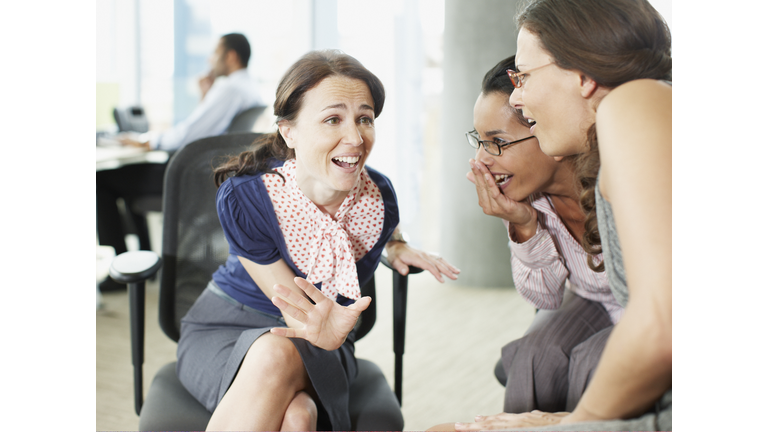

{"left": 97, "top": 33, "right": 264, "bottom": 291}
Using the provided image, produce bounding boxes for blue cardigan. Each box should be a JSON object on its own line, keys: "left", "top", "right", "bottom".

{"left": 212, "top": 161, "right": 400, "bottom": 315}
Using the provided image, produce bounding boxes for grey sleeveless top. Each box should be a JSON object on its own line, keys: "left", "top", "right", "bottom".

{"left": 594, "top": 80, "right": 670, "bottom": 308}
{"left": 595, "top": 170, "right": 673, "bottom": 429}
{"left": 595, "top": 172, "right": 629, "bottom": 307}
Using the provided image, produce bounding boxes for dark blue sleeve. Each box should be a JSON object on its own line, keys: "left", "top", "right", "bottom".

{"left": 216, "top": 176, "right": 281, "bottom": 265}
{"left": 352, "top": 166, "right": 399, "bottom": 288}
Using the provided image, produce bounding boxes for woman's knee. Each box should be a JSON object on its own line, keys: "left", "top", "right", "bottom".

{"left": 516, "top": 327, "right": 567, "bottom": 360}
{"left": 282, "top": 391, "right": 317, "bottom": 431}
{"left": 239, "top": 333, "right": 306, "bottom": 386}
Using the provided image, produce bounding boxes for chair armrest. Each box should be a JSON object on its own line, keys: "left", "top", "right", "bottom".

{"left": 109, "top": 250, "right": 163, "bottom": 284}
{"left": 379, "top": 255, "right": 424, "bottom": 276}
{"left": 109, "top": 251, "right": 162, "bottom": 416}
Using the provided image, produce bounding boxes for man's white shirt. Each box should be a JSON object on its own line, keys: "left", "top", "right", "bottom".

{"left": 150, "top": 69, "right": 264, "bottom": 151}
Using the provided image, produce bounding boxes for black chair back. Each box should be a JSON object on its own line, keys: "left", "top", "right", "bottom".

{"left": 158, "top": 133, "right": 259, "bottom": 341}
{"left": 225, "top": 106, "right": 266, "bottom": 134}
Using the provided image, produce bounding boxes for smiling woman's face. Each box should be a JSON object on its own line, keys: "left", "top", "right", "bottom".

{"left": 279, "top": 75, "right": 376, "bottom": 203}
{"left": 472, "top": 91, "right": 560, "bottom": 202}
{"left": 509, "top": 28, "right": 596, "bottom": 158}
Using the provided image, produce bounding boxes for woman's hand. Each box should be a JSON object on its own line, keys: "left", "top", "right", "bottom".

{"left": 454, "top": 411, "right": 569, "bottom": 430}
{"left": 385, "top": 242, "right": 460, "bottom": 283}
{"left": 270, "top": 277, "right": 371, "bottom": 351}
{"left": 467, "top": 159, "right": 537, "bottom": 228}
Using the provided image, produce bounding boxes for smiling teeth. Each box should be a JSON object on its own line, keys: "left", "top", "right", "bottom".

{"left": 494, "top": 174, "right": 510, "bottom": 184}
{"left": 527, "top": 118, "right": 536, "bottom": 124}
{"left": 333, "top": 156, "right": 360, "bottom": 165}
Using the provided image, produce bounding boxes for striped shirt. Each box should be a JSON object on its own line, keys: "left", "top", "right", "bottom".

{"left": 505, "top": 194, "right": 624, "bottom": 324}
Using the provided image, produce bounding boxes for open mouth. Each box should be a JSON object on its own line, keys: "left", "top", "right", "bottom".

{"left": 527, "top": 118, "right": 537, "bottom": 134}
{"left": 332, "top": 155, "right": 360, "bottom": 168}
{"left": 494, "top": 174, "right": 512, "bottom": 189}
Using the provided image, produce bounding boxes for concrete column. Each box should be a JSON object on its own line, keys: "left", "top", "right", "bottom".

{"left": 438, "top": 0, "right": 523, "bottom": 287}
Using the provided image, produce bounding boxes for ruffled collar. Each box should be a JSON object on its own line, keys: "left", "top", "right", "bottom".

{"left": 263, "top": 159, "right": 385, "bottom": 300}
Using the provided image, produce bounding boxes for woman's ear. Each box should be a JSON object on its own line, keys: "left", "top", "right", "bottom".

{"left": 277, "top": 120, "right": 295, "bottom": 149}
{"left": 579, "top": 74, "right": 599, "bottom": 99}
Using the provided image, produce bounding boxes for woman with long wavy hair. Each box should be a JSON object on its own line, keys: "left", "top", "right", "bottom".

{"left": 432, "top": 0, "right": 671, "bottom": 430}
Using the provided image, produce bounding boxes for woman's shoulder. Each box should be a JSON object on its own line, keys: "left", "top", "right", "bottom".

{"left": 222, "top": 159, "right": 287, "bottom": 190}
{"left": 598, "top": 79, "right": 671, "bottom": 117}
{"left": 595, "top": 79, "right": 671, "bottom": 199}
{"left": 363, "top": 166, "right": 395, "bottom": 196}
{"left": 596, "top": 79, "right": 671, "bottom": 143}
{"left": 217, "top": 170, "right": 273, "bottom": 215}
{"left": 221, "top": 171, "right": 267, "bottom": 193}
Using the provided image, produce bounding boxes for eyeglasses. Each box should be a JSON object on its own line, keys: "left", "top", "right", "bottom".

{"left": 465, "top": 130, "right": 536, "bottom": 156}
{"left": 506, "top": 62, "right": 554, "bottom": 88}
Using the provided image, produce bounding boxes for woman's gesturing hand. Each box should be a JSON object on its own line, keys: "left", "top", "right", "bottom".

{"left": 385, "top": 242, "right": 461, "bottom": 283}
{"left": 467, "top": 159, "right": 537, "bottom": 228}
{"left": 454, "top": 411, "right": 569, "bottom": 430}
{"left": 270, "top": 277, "right": 371, "bottom": 351}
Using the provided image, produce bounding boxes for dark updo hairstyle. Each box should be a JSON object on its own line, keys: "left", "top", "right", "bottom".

{"left": 517, "top": 0, "right": 672, "bottom": 271}
{"left": 480, "top": 55, "right": 529, "bottom": 128}
{"left": 214, "top": 50, "right": 386, "bottom": 187}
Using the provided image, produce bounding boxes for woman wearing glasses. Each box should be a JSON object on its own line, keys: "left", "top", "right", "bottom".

{"left": 440, "top": 0, "right": 671, "bottom": 430}
{"left": 466, "top": 54, "right": 623, "bottom": 416}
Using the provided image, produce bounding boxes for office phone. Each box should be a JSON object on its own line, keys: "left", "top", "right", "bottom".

{"left": 113, "top": 106, "right": 150, "bottom": 133}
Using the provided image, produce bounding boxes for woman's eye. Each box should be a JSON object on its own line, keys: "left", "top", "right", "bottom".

{"left": 326, "top": 117, "right": 340, "bottom": 125}
{"left": 359, "top": 116, "right": 373, "bottom": 125}
{"left": 493, "top": 138, "right": 510, "bottom": 145}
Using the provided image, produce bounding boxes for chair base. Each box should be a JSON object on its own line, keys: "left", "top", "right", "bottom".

{"left": 139, "top": 360, "right": 404, "bottom": 431}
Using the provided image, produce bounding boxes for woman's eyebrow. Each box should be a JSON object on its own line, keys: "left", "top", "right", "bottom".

{"left": 321, "top": 103, "right": 346, "bottom": 111}
{"left": 321, "top": 103, "right": 375, "bottom": 112}
{"left": 484, "top": 129, "right": 506, "bottom": 136}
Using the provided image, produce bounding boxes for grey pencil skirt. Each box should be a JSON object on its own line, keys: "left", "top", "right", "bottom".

{"left": 176, "top": 281, "right": 358, "bottom": 431}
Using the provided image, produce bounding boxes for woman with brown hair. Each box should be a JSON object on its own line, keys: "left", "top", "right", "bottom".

{"left": 432, "top": 0, "right": 671, "bottom": 430}
{"left": 467, "top": 55, "right": 623, "bottom": 416}
{"left": 176, "top": 50, "right": 460, "bottom": 431}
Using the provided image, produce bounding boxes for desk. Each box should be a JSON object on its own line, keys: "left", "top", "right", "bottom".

{"left": 96, "top": 146, "right": 169, "bottom": 171}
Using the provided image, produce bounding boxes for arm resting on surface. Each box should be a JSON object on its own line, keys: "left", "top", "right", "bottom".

{"left": 566, "top": 79, "right": 672, "bottom": 422}
{"left": 384, "top": 224, "right": 461, "bottom": 282}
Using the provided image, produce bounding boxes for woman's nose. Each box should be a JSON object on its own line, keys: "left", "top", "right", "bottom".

{"left": 509, "top": 88, "right": 523, "bottom": 108}
{"left": 344, "top": 122, "right": 364, "bottom": 146}
{"left": 475, "top": 146, "right": 494, "bottom": 165}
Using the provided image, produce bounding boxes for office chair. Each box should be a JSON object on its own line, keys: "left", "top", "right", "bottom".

{"left": 110, "top": 132, "right": 421, "bottom": 431}
{"left": 225, "top": 105, "right": 266, "bottom": 133}
{"left": 123, "top": 105, "right": 267, "bottom": 252}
